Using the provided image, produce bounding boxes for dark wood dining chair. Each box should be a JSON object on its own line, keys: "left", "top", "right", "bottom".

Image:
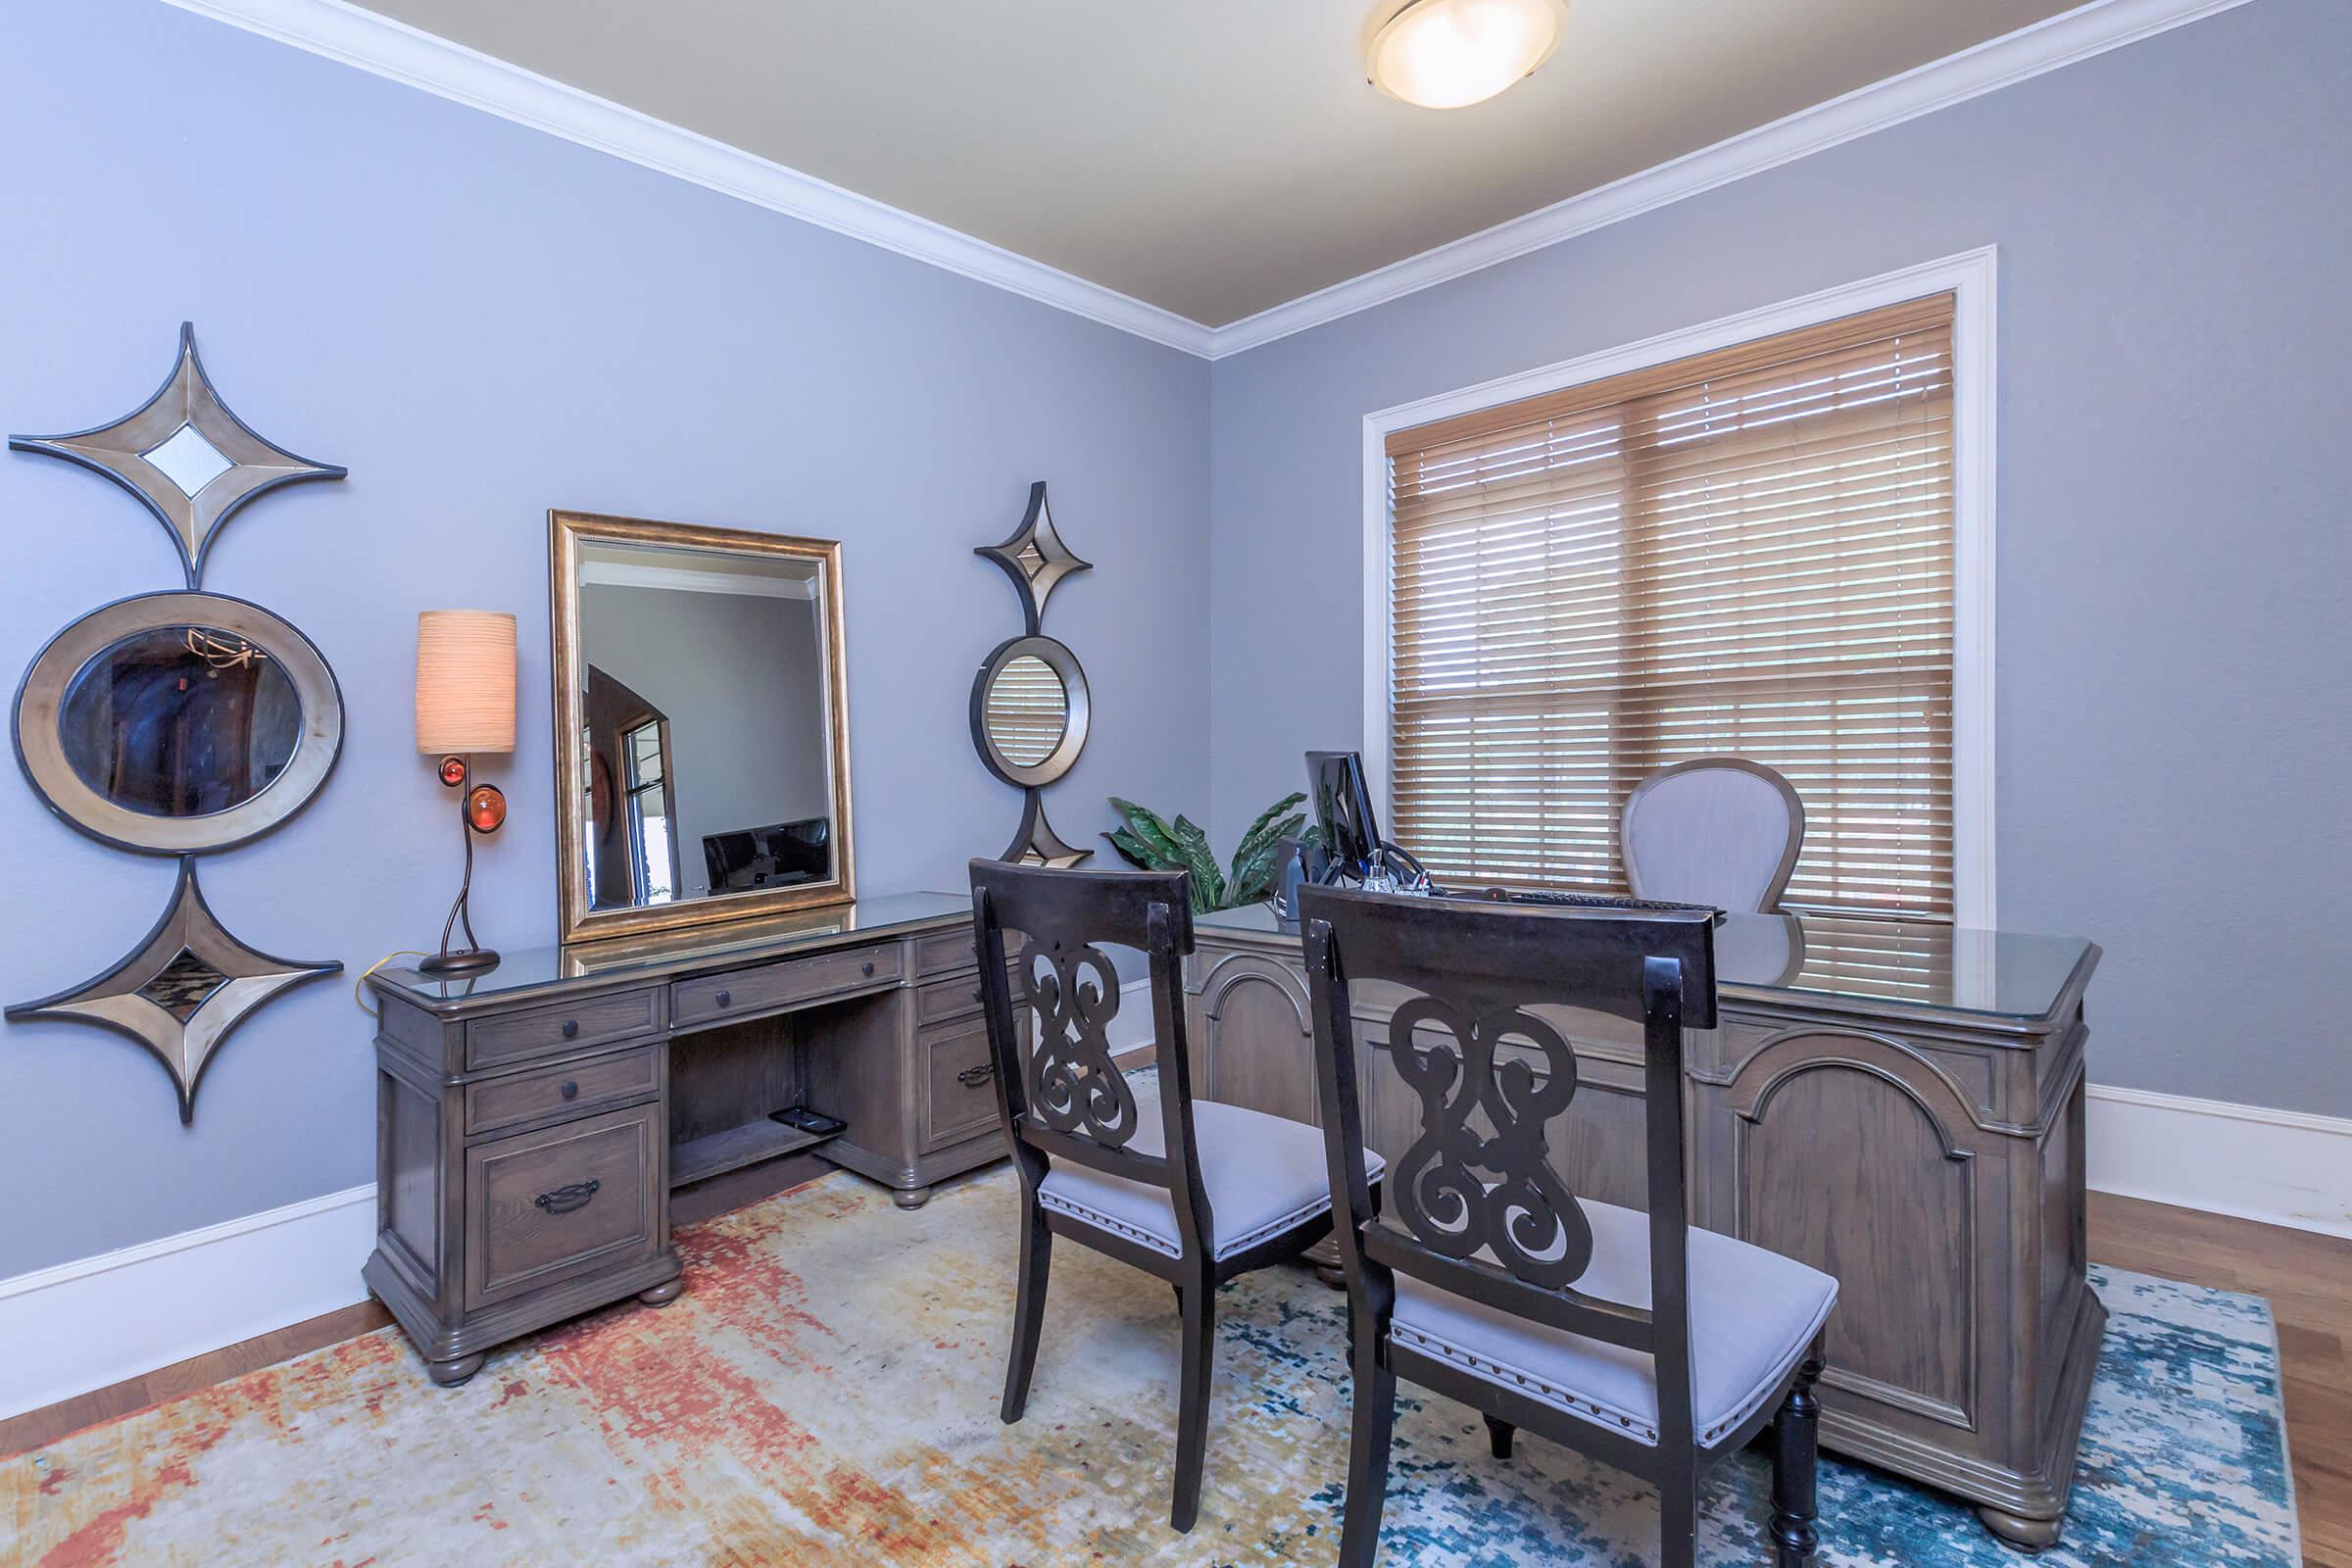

{"left": 968, "top": 858, "right": 1386, "bottom": 1533}
{"left": 1298, "top": 885, "right": 1836, "bottom": 1568}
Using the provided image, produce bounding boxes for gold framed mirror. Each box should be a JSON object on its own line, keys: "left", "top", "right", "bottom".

{"left": 550, "top": 511, "right": 855, "bottom": 945}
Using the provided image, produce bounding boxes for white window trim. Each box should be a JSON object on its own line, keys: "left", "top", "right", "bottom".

{"left": 1359, "top": 247, "right": 1998, "bottom": 926}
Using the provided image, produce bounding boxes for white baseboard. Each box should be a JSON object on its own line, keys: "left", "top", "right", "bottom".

{"left": 0, "top": 1183, "right": 375, "bottom": 1424}
{"left": 2086, "top": 1085, "right": 2352, "bottom": 1240}
{"left": 6, "top": 1058, "right": 2341, "bottom": 1429}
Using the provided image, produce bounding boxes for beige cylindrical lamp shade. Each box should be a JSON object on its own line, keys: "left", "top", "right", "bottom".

{"left": 415, "top": 610, "right": 517, "bottom": 756}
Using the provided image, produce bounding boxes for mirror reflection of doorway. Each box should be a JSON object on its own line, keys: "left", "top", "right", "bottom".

{"left": 584, "top": 664, "right": 682, "bottom": 908}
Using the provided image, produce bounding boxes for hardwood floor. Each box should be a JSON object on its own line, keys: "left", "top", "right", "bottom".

{"left": 4, "top": 1182, "right": 2344, "bottom": 1565}
{"left": 2088, "top": 1192, "right": 2352, "bottom": 1567}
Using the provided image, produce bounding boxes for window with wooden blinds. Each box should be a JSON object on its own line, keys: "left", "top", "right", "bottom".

{"left": 1384, "top": 293, "right": 1957, "bottom": 919}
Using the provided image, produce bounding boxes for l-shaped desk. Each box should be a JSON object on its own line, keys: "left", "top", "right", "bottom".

{"left": 364, "top": 889, "right": 2098, "bottom": 1549}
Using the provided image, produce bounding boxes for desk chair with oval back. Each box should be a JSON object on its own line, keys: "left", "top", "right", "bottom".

{"left": 1299, "top": 885, "right": 1838, "bottom": 1568}
{"left": 1621, "top": 758, "right": 1807, "bottom": 913}
{"left": 968, "top": 859, "right": 1387, "bottom": 1533}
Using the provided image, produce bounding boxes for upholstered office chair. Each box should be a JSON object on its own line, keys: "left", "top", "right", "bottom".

{"left": 1298, "top": 886, "right": 1836, "bottom": 1568}
{"left": 968, "top": 858, "right": 1385, "bottom": 1533}
{"left": 1622, "top": 757, "right": 1807, "bottom": 912}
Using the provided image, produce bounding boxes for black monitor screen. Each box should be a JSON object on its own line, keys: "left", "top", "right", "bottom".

{"left": 1306, "top": 751, "right": 1380, "bottom": 876}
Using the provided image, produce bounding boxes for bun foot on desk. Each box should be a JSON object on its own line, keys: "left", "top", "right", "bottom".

{"left": 892, "top": 1185, "right": 932, "bottom": 1210}
{"left": 1977, "top": 1504, "right": 2062, "bottom": 1551}
{"left": 638, "top": 1278, "right": 686, "bottom": 1307}
{"left": 426, "top": 1353, "right": 485, "bottom": 1388}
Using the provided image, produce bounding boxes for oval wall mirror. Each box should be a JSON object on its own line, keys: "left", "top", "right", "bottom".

{"left": 15, "top": 591, "right": 343, "bottom": 854}
{"left": 970, "top": 634, "right": 1088, "bottom": 789}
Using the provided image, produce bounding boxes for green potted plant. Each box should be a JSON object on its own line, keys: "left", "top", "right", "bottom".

{"left": 1102, "top": 793, "right": 1316, "bottom": 913}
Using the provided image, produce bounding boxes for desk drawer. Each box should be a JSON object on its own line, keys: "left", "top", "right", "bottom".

{"left": 913, "top": 927, "right": 1022, "bottom": 978}
{"left": 466, "top": 988, "right": 662, "bottom": 1072}
{"left": 465, "top": 1102, "right": 660, "bottom": 1309}
{"left": 464, "top": 1045, "right": 661, "bottom": 1139}
{"left": 921, "top": 1017, "right": 1003, "bottom": 1153}
{"left": 915, "top": 968, "right": 1020, "bottom": 1026}
{"left": 913, "top": 928, "right": 977, "bottom": 978}
{"left": 670, "top": 942, "right": 902, "bottom": 1028}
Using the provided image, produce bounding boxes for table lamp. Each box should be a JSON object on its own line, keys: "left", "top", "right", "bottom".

{"left": 415, "top": 610, "right": 516, "bottom": 974}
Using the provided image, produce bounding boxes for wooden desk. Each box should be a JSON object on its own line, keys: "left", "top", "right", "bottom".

{"left": 362, "top": 892, "right": 1015, "bottom": 1389}
{"left": 1185, "top": 903, "right": 2103, "bottom": 1550}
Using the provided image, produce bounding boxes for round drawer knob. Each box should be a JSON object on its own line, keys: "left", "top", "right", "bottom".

{"left": 561, "top": 1019, "right": 579, "bottom": 1039}
{"left": 561, "top": 1080, "right": 579, "bottom": 1101}
{"left": 715, "top": 989, "right": 732, "bottom": 1007}
{"left": 861, "top": 961, "right": 876, "bottom": 977}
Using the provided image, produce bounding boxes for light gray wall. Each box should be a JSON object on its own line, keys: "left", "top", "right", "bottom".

{"left": 0, "top": 0, "right": 1208, "bottom": 1276}
{"left": 578, "top": 584, "right": 833, "bottom": 896}
{"left": 1207, "top": 0, "right": 2352, "bottom": 1115}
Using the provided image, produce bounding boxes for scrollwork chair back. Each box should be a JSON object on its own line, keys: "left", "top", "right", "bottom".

{"left": 967, "top": 858, "right": 1208, "bottom": 1246}
{"left": 1298, "top": 886, "right": 1719, "bottom": 1446}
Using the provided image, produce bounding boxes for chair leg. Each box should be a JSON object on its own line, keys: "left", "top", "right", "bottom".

{"left": 1659, "top": 1462, "right": 1698, "bottom": 1568}
{"left": 1770, "top": 1349, "right": 1826, "bottom": 1567}
{"left": 1482, "top": 1414, "right": 1514, "bottom": 1460}
{"left": 1337, "top": 1341, "right": 1396, "bottom": 1568}
{"left": 1000, "top": 1201, "right": 1053, "bottom": 1425}
{"left": 1170, "top": 1264, "right": 1217, "bottom": 1533}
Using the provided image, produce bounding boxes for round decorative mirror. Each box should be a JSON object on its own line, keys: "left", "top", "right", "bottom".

{"left": 970, "top": 634, "right": 1088, "bottom": 789}
{"left": 15, "top": 591, "right": 342, "bottom": 854}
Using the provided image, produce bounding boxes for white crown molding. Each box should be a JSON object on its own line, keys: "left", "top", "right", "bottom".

{"left": 581, "top": 560, "right": 817, "bottom": 600}
{"left": 162, "top": 0, "right": 2255, "bottom": 361}
{"left": 156, "top": 0, "right": 1220, "bottom": 358}
{"left": 1205, "top": 0, "right": 2258, "bottom": 357}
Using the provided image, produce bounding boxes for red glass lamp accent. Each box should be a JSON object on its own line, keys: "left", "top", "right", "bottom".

{"left": 466, "top": 783, "right": 507, "bottom": 834}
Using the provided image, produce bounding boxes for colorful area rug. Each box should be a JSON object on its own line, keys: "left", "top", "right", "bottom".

{"left": 4, "top": 1168, "right": 2300, "bottom": 1566}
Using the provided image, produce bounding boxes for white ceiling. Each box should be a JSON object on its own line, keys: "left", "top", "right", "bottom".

{"left": 349, "top": 0, "right": 2087, "bottom": 327}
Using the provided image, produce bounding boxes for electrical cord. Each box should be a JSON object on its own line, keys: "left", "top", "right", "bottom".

{"left": 353, "top": 951, "right": 430, "bottom": 1017}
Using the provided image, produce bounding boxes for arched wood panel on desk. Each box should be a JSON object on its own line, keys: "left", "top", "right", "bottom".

{"left": 1182, "top": 900, "right": 2100, "bottom": 1552}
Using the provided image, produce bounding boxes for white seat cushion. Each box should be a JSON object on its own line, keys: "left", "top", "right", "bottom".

{"left": 1390, "top": 1198, "right": 1836, "bottom": 1448}
{"left": 1038, "top": 1095, "right": 1384, "bottom": 1261}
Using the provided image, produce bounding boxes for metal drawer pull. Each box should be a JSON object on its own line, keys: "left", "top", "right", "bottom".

{"left": 957, "top": 1062, "right": 995, "bottom": 1088}
{"left": 535, "top": 1178, "right": 600, "bottom": 1215}
{"left": 560, "top": 1080, "right": 579, "bottom": 1100}
{"left": 714, "top": 989, "right": 731, "bottom": 1007}
{"left": 860, "top": 960, "right": 875, "bottom": 976}
{"left": 561, "top": 1019, "right": 579, "bottom": 1039}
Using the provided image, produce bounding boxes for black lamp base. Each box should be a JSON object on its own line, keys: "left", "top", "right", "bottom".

{"left": 418, "top": 946, "right": 500, "bottom": 976}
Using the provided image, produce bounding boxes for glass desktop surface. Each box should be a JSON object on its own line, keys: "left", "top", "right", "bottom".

{"left": 376, "top": 891, "right": 973, "bottom": 1005}
{"left": 1196, "top": 901, "right": 2095, "bottom": 1022}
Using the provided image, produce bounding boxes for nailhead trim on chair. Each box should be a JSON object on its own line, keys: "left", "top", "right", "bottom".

{"left": 1391, "top": 1321, "right": 1664, "bottom": 1446}
{"left": 1389, "top": 1317, "right": 1812, "bottom": 1448}
{"left": 1037, "top": 1190, "right": 1342, "bottom": 1261}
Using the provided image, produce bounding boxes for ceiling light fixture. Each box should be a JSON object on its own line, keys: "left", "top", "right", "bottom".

{"left": 1365, "top": 0, "right": 1569, "bottom": 111}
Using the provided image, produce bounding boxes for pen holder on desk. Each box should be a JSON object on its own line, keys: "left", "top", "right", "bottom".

{"left": 1269, "top": 836, "right": 1327, "bottom": 919}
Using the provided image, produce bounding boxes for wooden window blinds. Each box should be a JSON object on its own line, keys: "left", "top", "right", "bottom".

{"left": 1384, "top": 293, "right": 1957, "bottom": 918}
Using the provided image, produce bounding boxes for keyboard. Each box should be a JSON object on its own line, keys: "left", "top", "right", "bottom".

{"left": 1444, "top": 886, "right": 1726, "bottom": 922}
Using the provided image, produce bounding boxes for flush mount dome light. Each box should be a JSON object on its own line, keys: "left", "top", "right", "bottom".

{"left": 1366, "top": 0, "right": 1569, "bottom": 110}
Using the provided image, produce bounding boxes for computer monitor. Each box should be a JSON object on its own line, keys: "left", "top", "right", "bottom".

{"left": 1305, "top": 751, "right": 1380, "bottom": 879}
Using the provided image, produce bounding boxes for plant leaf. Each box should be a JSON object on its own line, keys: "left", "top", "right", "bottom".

{"left": 1227, "top": 811, "right": 1306, "bottom": 904}
{"left": 1106, "top": 797, "right": 1185, "bottom": 867}
{"left": 1169, "top": 814, "right": 1226, "bottom": 911}
{"left": 1102, "top": 826, "right": 1158, "bottom": 870}
{"left": 1230, "top": 792, "right": 1307, "bottom": 867}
